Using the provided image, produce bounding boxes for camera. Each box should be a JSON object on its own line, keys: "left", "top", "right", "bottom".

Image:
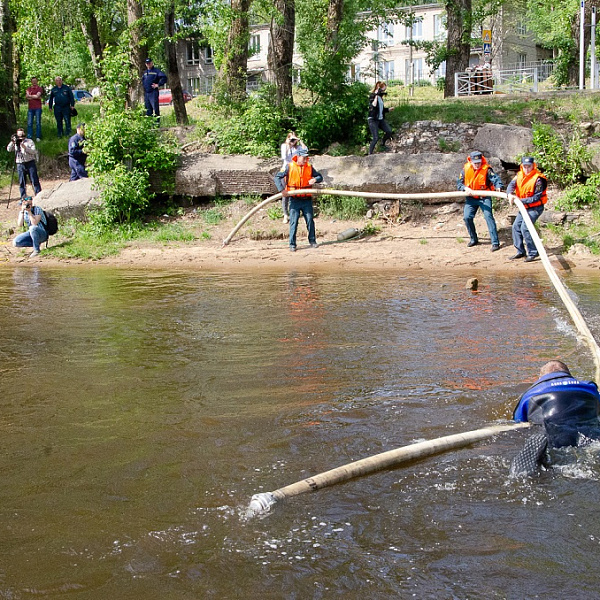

{"left": 11, "top": 133, "right": 22, "bottom": 147}
{"left": 20, "top": 199, "right": 32, "bottom": 210}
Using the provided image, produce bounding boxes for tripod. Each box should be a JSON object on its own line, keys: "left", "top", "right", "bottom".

{"left": 6, "top": 153, "right": 17, "bottom": 208}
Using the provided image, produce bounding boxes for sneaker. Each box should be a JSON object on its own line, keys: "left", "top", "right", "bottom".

{"left": 491, "top": 244, "right": 500, "bottom": 252}
{"left": 29, "top": 250, "right": 40, "bottom": 258}
{"left": 510, "top": 252, "right": 525, "bottom": 260}
{"left": 310, "top": 243, "right": 318, "bottom": 248}
{"left": 289, "top": 246, "right": 296, "bottom": 252}
{"left": 525, "top": 255, "right": 538, "bottom": 262}
{"left": 36, "top": 138, "right": 41, "bottom": 142}
{"left": 467, "top": 240, "right": 479, "bottom": 247}
{"left": 283, "top": 215, "right": 289, "bottom": 224}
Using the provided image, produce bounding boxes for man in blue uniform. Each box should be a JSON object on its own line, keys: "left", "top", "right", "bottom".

{"left": 68, "top": 123, "right": 87, "bottom": 181}
{"left": 510, "top": 360, "right": 600, "bottom": 476}
{"left": 142, "top": 58, "right": 167, "bottom": 119}
{"left": 48, "top": 76, "right": 75, "bottom": 138}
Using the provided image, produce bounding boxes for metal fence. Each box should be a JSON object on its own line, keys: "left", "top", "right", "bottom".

{"left": 455, "top": 66, "right": 543, "bottom": 96}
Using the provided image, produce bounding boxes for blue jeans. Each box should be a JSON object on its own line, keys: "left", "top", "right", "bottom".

{"left": 17, "top": 161, "right": 42, "bottom": 199}
{"left": 54, "top": 105, "right": 71, "bottom": 138}
{"left": 27, "top": 108, "right": 42, "bottom": 139}
{"left": 289, "top": 197, "right": 316, "bottom": 248}
{"left": 512, "top": 204, "right": 544, "bottom": 256}
{"left": 368, "top": 118, "right": 392, "bottom": 154}
{"left": 13, "top": 224, "right": 48, "bottom": 253}
{"left": 463, "top": 196, "right": 499, "bottom": 246}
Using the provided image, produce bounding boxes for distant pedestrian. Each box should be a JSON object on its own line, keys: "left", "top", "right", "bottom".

{"left": 26, "top": 76, "right": 44, "bottom": 141}
{"left": 280, "top": 132, "right": 307, "bottom": 224}
{"left": 6, "top": 128, "right": 41, "bottom": 200}
{"left": 457, "top": 151, "right": 503, "bottom": 251}
{"left": 507, "top": 156, "right": 547, "bottom": 262}
{"left": 367, "top": 81, "right": 393, "bottom": 155}
{"left": 142, "top": 58, "right": 167, "bottom": 119}
{"left": 48, "top": 76, "right": 75, "bottom": 138}
{"left": 274, "top": 148, "right": 323, "bottom": 252}
{"left": 68, "top": 123, "right": 88, "bottom": 181}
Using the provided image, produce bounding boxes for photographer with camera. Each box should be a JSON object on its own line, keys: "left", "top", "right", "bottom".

{"left": 367, "top": 81, "right": 394, "bottom": 155}
{"left": 12, "top": 196, "right": 48, "bottom": 258}
{"left": 6, "top": 128, "right": 42, "bottom": 201}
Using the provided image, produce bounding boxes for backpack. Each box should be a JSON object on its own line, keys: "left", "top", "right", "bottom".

{"left": 43, "top": 210, "right": 58, "bottom": 235}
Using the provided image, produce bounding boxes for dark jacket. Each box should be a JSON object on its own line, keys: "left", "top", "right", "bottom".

{"left": 368, "top": 92, "right": 389, "bottom": 120}
{"left": 68, "top": 133, "right": 86, "bottom": 163}
{"left": 142, "top": 67, "right": 167, "bottom": 93}
{"left": 49, "top": 85, "right": 75, "bottom": 109}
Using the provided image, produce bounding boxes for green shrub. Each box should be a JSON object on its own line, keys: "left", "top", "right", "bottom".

{"left": 203, "top": 207, "right": 224, "bottom": 225}
{"left": 318, "top": 194, "right": 367, "bottom": 219}
{"left": 555, "top": 173, "right": 600, "bottom": 210}
{"left": 531, "top": 123, "right": 590, "bottom": 188}
{"left": 267, "top": 205, "right": 284, "bottom": 220}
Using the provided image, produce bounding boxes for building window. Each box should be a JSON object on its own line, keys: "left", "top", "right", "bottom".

{"left": 517, "top": 53, "right": 527, "bottom": 69}
{"left": 187, "top": 77, "right": 200, "bottom": 95}
{"left": 348, "top": 63, "right": 361, "bottom": 82}
{"left": 406, "top": 19, "right": 423, "bottom": 41}
{"left": 384, "top": 60, "right": 395, "bottom": 81}
{"left": 377, "top": 22, "right": 395, "bottom": 46}
{"left": 434, "top": 14, "right": 446, "bottom": 38}
{"left": 516, "top": 19, "right": 527, "bottom": 36}
{"left": 203, "top": 46, "right": 213, "bottom": 64}
{"left": 249, "top": 34, "right": 261, "bottom": 57}
{"left": 186, "top": 41, "right": 201, "bottom": 66}
{"left": 405, "top": 58, "right": 424, "bottom": 83}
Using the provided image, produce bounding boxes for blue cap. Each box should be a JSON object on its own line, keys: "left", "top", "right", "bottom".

{"left": 145, "top": 58, "right": 153, "bottom": 63}
{"left": 470, "top": 151, "right": 482, "bottom": 161}
{"left": 296, "top": 147, "right": 309, "bottom": 157}
{"left": 521, "top": 156, "right": 534, "bottom": 165}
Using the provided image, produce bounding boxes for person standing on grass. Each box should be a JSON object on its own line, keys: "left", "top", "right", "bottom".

{"left": 48, "top": 76, "right": 75, "bottom": 138}
{"left": 274, "top": 147, "right": 323, "bottom": 252}
{"left": 26, "top": 77, "right": 44, "bottom": 141}
{"left": 142, "top": 58, "right": 167, "bottom": 120}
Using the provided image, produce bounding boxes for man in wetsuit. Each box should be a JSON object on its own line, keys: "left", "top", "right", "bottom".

{"left": 510, "top": 360, "right": 600, "bottom": 476}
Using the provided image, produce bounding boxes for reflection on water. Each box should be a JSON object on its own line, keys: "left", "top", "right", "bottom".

{"left": 0, "top": 266, "right": 599, "bottom": 598}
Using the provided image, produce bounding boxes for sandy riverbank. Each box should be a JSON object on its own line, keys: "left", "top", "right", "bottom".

{"left": 0, "top": 185, "right": 598, "bottom": 275}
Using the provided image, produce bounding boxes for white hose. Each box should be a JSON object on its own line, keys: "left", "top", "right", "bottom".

{"left": 242, "top": 188, "right": 600, "bottom": 514}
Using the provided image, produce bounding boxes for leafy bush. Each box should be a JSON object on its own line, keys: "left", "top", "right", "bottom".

{"left": 296, "top": 82, "right": 370, "bottom": 151}
{"left": 555, "top": 173, "right": 600, "bottom": 211}
{"left": 318, "top": 194, "right": 367, "bottom": 219}
{"left": 531, "top": 123, "right": 590, "bottom": 188}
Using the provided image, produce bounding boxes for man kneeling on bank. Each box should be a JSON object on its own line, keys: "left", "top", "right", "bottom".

{"left": 510, "top": 360, "right": 600, "bottom": 476}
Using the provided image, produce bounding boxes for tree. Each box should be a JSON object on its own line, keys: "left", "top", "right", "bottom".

{"left": 0, "top": 0, "right": 15, "bottom": 132}
{"left": 127, "top": 0, "right": 147, "bottom": 105}
{"left": 220, "top": 0, "right": 253, "bottom": 102}
{"left": 444, "top": 0, "right": 472, "bottom": 97}
{"left": 267, "top": 0, "right": 295, "bottom": 106}
{"left": 164, "top": 0, "right": 188, "bottom": 124}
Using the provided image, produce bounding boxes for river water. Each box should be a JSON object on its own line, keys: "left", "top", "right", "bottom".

{"left": 1, "top": 266, "right": 600, "bottom": 598}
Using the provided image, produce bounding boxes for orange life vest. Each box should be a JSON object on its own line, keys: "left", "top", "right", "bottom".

{"left": 516, "top": 165, "right": 548, "bottom": 207}
{"left": 287, "top": 157, "right": 313, "bottom": 198}
{"left": 463, "top": 156, "right": 494, "bottom": 191}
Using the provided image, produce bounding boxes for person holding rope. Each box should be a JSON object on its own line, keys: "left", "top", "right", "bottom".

{"left": 507, "top": 156, "right": 547, "bottom": 262}
{"left": 510, "top": 360, "right": 600, "bottom": 476}
{"left": 274, "top": 147, "right": 323, "bottom": 252}
{"left": 457, "top": 150, "right": 502, "bottom": 252}
{"left": 280, "top": 132, "right": 307, "bottom": 224}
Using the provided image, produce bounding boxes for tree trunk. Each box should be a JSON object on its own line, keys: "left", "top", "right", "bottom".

{"left": 444, "top": 0, "right": 472, "bottom": 98}
{"left": 267, "top": 0, "right": 295, "bottom": 106}
{"left": 81, "top": 0, "right": 104, "bottom": 80}
{"left": 325, "top": 0, "right": 344, "bottom": 50}
{"left": 567, "top": 1, "right": 599, "bottom": 87}
{"left": 127, "top": 0, "right": 147, "bottom": 106}
{"left": 220, "top": 0, "right": 252, "bottom": 102}
{"left": 0, "top": 0, "right": 16, "bottom": 132}
{"left": 164, "top": 2, "right": 188, "bottom": 125}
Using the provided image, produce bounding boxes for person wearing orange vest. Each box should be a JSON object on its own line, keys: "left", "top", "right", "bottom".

{"left": 274, "top": 147, "right": 323, "bottom": 252}
{"left": 507, "top": 156, "right": 548, "bottom": 262}
{"left": 457, "top": 150, "right": 503, "bottom": 251}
